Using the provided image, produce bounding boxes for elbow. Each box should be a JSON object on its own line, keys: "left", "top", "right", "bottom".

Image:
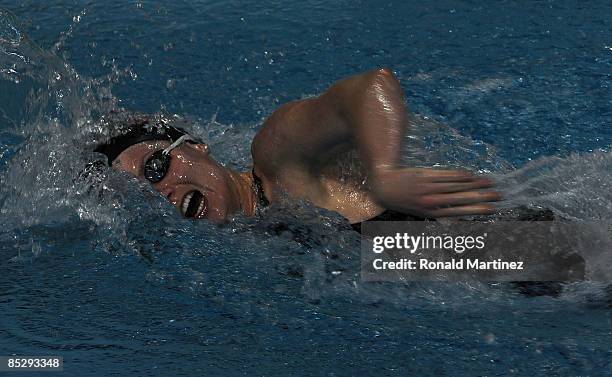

{"left": 327, "top": 67, "right": 405, "bottom": 119}
{"left": 367, "top": 67, "right": 401, "bottom": 92}
{"left": 359, "top": 67, "right": 405, "bottom": 109}
{"left": 374, "top": 67, "right": 395, "bottom": 78}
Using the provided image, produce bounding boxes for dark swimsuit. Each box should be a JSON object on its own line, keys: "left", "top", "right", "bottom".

{"left": 251, "top": 172, "right": 576, "bottom": 296}
{"left": 252, "top": 169, "right": 270, "bottom": 208}
{"left": 349, "top": 210, "right": 429, "bottom": 233}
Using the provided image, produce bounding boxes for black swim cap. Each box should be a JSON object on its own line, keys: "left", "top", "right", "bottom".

{"left": 95, "top": 112, "right": 195, "bottom": 165}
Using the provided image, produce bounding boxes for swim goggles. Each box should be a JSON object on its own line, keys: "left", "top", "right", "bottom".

{"left": 144, "top": 134, "right": 196, "bottom": 183}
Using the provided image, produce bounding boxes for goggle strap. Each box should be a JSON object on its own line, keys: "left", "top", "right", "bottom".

{"left": 162, "top": 134, "right": 196, "bottom": 155}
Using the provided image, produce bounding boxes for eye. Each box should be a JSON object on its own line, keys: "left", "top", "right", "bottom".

{"left": 144, "top": 150, "right": 171, "bottom": 183}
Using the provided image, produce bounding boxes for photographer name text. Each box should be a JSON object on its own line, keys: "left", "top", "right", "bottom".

{"left": 371, "top": 232, "right": 524, "bottom": 271}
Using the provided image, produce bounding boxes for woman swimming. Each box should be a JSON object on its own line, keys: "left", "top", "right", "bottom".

{"left": 95, "top": 68, "right": 501, "bottom": 224}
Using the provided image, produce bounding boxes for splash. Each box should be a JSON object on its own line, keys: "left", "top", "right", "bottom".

{"left": 402, "top": 113, "right": 514, "bottom": 173}
{"left": 497, "top": 150, "right": 612, "bottom": 220}
{"left": 0, "top": 10, "right": 162, "bottom": 259}
{"left": 0, "top": 8, "right": 610, "bottom": 312}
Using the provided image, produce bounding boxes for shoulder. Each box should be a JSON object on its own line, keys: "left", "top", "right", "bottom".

{"left": 249, "top": 68, "right": 402, "bottom": 210}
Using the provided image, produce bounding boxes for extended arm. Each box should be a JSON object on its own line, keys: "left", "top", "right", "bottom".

{"left": 253, "top": 68, "right": 500, "bottom": 218}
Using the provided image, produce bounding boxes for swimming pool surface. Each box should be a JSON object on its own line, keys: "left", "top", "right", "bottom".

{"left": 0, "top": 1, "right": 611, "bottom": 376}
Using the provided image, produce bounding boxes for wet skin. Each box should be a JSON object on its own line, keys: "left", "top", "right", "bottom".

{"left": 113, "top": 68, "right": 501, "bottom": 223}
{"left": 114, "top": 140, "right": 256, "bottom": 223}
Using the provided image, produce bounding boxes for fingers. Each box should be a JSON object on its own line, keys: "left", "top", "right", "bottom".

{"left": 374, "top": 167, "right": 502, "bottom": 218}
{"left": 428, "top": 204, "right": 498, "bottom": 217}
{"left": 421, "top": 191, "right": 502, "bottom": 207}
{"left": 426, "top": 170, "right": 478, "bottom": 183}
{"left": 425, "top": 178, "right": 495, "bottom": 194}
{"left": 391, "top": 167, "right": 493, "bottom": 184}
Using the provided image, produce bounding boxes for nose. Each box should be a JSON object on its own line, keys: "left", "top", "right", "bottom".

{"left": 156, "top": 184, "right": 176, "bottom": 204}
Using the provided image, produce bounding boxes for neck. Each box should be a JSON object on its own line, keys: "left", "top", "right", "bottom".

{"left": 226, "top": 168, "right": 257, "bottom": 217}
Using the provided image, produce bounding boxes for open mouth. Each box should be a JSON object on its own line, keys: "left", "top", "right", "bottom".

{"left": 181, "top": 190, "right": 207, "bottom": 218}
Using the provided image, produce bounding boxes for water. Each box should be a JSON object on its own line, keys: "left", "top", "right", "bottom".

{"left": 0, "top": 1, "right": 611, "bottom": 376}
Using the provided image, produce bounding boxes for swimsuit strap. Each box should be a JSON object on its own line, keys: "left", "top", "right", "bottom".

{"left": 252, "top": 168, "right": 270, "bottom": 209}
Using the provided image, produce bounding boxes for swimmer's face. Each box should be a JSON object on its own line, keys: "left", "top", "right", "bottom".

{"left": 113, "top": 140, "right": 239, "bottom": 223}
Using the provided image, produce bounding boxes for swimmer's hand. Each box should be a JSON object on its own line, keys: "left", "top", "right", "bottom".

{"left": 371, "top": 167, "right": 502, "bottom": 217}
{"left": 253, "top": 67, "right": 501, "bottom": 220}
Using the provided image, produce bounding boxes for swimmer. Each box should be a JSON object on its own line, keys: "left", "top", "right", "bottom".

{"left": 95, "top": 68, "right": 502, "bottom": 225}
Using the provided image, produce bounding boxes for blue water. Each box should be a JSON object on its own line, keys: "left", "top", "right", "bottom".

{"left": 0, "top": 1, "right": 611, "bottom": 376}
